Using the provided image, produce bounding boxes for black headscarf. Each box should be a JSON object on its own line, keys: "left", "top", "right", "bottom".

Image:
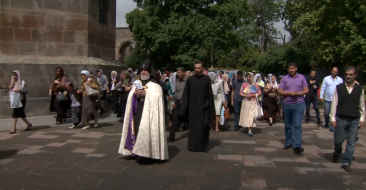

{"left": 139, "top": 58, "right": 159, "bottom": 84}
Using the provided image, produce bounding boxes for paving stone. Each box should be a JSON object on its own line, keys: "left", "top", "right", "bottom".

{"left": 244, "top": 156, "right": 266, "bottom": 161}
{"left": 217, "top": 154, "right": 243, "bottom": 161}
{"left": 45, "top": 142, "right": 67, "bottom": 147}
{"left": 17, "top": 149, "right": 41, "bottom": 154}
{"left": 0, "top": 159, "right": 13, "bottom": 164}
{"left": 243, "top": 161, "right": 256, "bottom": 167}
{"left": 65, "top": 140, "right": 81, "bottom": 144}
{"left": 255, "top": 161, "right": 277, "bottom": 167}
{"left": 85, "top": 153, "right": 106, "bottom": 158}
{"left": 241, "top": 174, "right": 267, "bottom": 188}
{"left": 72, "top": 148, "right": 96, "bottom": 154}
{"left": 27, "top": 134, "right": 58, "bottom": 139}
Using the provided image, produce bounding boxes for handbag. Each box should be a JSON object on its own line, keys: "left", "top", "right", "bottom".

{"left": 220, "top": 106, "right": 225, "bottom": 125}
{"left": 9, "top": 91, "right": 23, "bottom": 108}
{"left": 256, "top": 94, "right": 264, "bottom": 118}
{"left": 85, "top": 85, "right": 100, "bottom": 96}
{"left": 57, "top": 92, "right": 68, "bottom": 102}
{"left": 115, "top": 85, "right": 125, "bottom": 95}
{"left": 168, "top": 100, "right": 174, "bottom": 114}
{"left": 224, "top": 107, "right": 230, "bottom": 120}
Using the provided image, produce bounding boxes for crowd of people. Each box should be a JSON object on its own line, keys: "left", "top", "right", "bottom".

{"left": 7, "top": 60, "right": 364, "bottom": 172}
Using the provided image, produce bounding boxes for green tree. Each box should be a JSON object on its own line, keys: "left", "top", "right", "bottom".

{"left": 256, "top": 42, "right": 311, "bottom": 74}
{"left": 249, "top": 0, "right": 281, "bottom": 55}
{"left": 294, "top": 0, "right": 366, "bottom": 68}
{"left": 126, "top": 0, "right": 251, "bottom": 69}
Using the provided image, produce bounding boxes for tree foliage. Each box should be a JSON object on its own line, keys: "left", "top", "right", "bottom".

{"left": 126, "top": 0, "right": 251, "bottom": 69}
{"left": 256, "top": 42, "right": 311, "bottom": 74}
{"left": 294, "top": 0, "right": 366, "bottom": 68}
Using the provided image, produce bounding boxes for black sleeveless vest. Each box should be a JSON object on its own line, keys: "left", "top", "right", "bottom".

{"left": 336, "top": 83, "right": 362, "bottom": 119}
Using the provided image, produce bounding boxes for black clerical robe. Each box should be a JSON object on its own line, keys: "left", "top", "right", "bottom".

{"left": 180, "top": 74, "right": 215, "bottom": 151}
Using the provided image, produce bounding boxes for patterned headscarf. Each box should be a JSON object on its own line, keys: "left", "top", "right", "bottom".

{"left": 247, "top": 72, "right": 255, "bottom": 85}
{"left": 169, "top": 72, "right": 177, "bottom": 92}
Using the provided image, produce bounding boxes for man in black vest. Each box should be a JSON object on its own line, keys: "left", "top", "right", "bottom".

{"left": 330, "top": 66, "right": 365, "bottom": 172}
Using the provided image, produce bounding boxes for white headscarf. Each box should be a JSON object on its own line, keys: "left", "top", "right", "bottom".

{"left": 254, "top": 73, "right": 263, "bottom": 83}
{"left": 208, "top": 72, "right": 218, "bottom": 96}
{"left": 169, "top": 72, "right": 177, "bottom": 92}
{"left": 81, "top": 70, "right": 90, "bottom": 78}
{"left": 111, "top": 71, "right": 117, "bottom": 90}
{"left": 11, "top": 70, "right": 21, "bottom": 91}
{"left": 268, "top": 74, "right": 278, "bottom": 88}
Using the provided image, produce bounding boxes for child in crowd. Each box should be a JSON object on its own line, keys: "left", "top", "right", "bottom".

{"left": 66, "top": 82, "right": 82, "bottom": 129}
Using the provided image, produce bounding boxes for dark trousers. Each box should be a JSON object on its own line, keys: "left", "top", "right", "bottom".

{"left": 169, "top": 101, "right": 182, "bottom": 140}
{"left": 334, "top": 117, "right": 359, "bottom": 166}
{"left": 233, "top": 100, "right": 242, "bottom": 129}
{"left": 305, "top": 96, "right": 321, "bottom": 122}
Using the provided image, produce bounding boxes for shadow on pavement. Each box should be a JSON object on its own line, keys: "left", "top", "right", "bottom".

{"left": 0, "top": 149, "right": 17, "bottom": 160}
{"left": 240, "top": 128, "right": 263, "bottom": 135}
{"left": 97, "top": 123, "right": 115, "bottom": 128}
{"left": 29, "top": 125, "right": 51, "bottom": 131}
{"left": 207, "top": 139, "right": 222, "bottom": 152}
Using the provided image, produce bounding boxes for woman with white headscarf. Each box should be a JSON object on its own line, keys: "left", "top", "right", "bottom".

{"left": 239, "top": 72, "right": 262, "bottom": 136}
{"left": 8, "top": 70, "right": 32, "bottom": 134}
{"left": 208, "top": 72, "right": 226, "bottom": 133}
{"left": 222, "top": 73, "right": 232, "bottom": 116}
{"left": 108, "top": 71, "right": 119, "bottom": 113}
{"left": 78, "top": 70, "right": 100, "bottom": 129}
{"left": 264, "top": 74, "right": 279, "bottom": 126}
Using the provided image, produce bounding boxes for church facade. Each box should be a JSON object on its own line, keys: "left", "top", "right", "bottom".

{"left": 0, "top": 0, "right": 120, "bottom": 118}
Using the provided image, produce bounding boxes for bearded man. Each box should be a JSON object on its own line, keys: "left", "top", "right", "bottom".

{"left": 180, "top": 61, "right": 215, "bottom": 152}
{"left": 118, "top": 58, "right": 169, "bottom": 161}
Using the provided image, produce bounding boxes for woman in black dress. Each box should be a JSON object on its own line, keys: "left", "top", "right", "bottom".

{"left": 9, "top": 70, "right": 32, "bottom": 134}
{"left": 49, "top": 67, "right": 69, "bottom": 124}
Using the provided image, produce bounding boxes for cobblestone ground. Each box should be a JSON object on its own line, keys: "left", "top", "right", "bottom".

{"left": 0, "top": 111, "right": 366, "bottom": 190}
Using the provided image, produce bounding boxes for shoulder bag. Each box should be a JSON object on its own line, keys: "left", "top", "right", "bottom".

{"left": 256, "top": 94, "right": 264, "bottom": 118}
{"left": 85, "top": 85, "right": 100, "bottom": 96}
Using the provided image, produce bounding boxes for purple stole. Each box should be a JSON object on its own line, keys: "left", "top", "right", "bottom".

{"left": 124, "top": 95, "right": 138, "bottom": 150}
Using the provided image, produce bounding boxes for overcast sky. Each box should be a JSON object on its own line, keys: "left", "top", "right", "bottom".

{"left": 116, "top": 1, "right": 290, "bottom": 41}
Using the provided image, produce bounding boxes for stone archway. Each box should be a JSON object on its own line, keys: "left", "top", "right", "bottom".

{"left": 118, "top": 41, "right": 135, "bottom": 65}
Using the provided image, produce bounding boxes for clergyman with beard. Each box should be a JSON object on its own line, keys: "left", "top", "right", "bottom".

{"left": 180, "top": 61, "right": 215, "bottom": 152}
{"left": 329, "top": 66, "right": 365, "bottom": 172}
{"left": 118, "top": 58, "right": 169, "bottom": 162}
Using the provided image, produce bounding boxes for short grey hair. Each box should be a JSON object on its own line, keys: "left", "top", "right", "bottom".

{"left": 177, "top": 67, "right": 185, "bottom": 72}
{"left": 345, "top": 66, "right": 357, "bottom": 74}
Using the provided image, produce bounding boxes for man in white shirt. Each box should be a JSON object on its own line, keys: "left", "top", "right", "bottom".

{"left": 329, "top": 66, "right": 365, "bottom": 172}
{"left": 320, "top": 67, "right": 343, "bottom": 132}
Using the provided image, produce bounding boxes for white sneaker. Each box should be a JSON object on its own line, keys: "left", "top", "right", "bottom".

{"left": 69, "top": 125, "right": 77, "bottom": 129}
{"left": 82, "top": 126, "right": 91, "bottom": 130}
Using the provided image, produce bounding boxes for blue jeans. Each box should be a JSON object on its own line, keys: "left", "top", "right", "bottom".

{"left": 282, "top": 102, "right": 305, "bottom": 148}
{"left": 233, "top": 100, "right": 242, "bottom": 129}
{"left": 334, "top": 117, "right": 359, "bottom": 166}
{"left": 324, "top": 100, "right": 333, "bottom": 129}
{"left": 305, "top": 96, "right": 321, "bottom": 122}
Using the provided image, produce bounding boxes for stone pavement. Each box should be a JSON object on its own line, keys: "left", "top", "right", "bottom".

{"left": 0, "top": 111, "right": 366, "bottom": 190}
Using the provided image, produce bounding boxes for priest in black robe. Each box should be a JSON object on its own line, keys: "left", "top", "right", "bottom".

{"left": 180, "top": 61, "right": 215, "bottom": 152}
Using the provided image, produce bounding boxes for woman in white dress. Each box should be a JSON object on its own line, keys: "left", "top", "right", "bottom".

{"left": 208, "top": 72, "right": 226, "bottom": 133}
{"left": 239, "top": 72, "right": 262, "bottom": 136}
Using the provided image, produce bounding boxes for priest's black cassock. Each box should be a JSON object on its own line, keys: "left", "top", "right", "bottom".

{"left": 180, "top": 74, "right": 215, "bottom": 152}
{"left": 134, "top": 59, "right": 159, "bottom": 136}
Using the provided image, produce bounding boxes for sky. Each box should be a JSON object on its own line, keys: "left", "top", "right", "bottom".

{"left": 116, "top": 1, "right": 290, "bottom": 42}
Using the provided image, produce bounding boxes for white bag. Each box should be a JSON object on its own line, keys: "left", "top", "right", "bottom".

{"left": 220, "top": 106, "right": 225, "bottom": 125}
{"left": 10, "top": 91, "right": 23, "bottom": 108}
{"left": 167, "top": 97, "right": 174, "bottom": 115}
{"left": 85, "top": 85, "right": 99, "bottom": 96}
{"left": 256, "top": 94, "right": 263, "bottom": 118}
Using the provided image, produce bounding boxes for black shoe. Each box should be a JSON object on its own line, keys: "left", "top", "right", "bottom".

{"left": 269, "top": 123, "right": 273, "bottom": 126}
{"left": 332, "top": 153, "right": 339, "bottom": 163}
{"left": 167, "top": 137, "right": 175, "bottom": 143}
{"left": 283, "top": 145, "right": 292, "bottom": 150}
{"left": 294, "top": 147, "right": 304, "bottom": 155}
{"left": 341, "top": 165, "right": 351, "bottom": 172}
{"left": 234, "top": 128, "right": 240, "bottom": 131}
